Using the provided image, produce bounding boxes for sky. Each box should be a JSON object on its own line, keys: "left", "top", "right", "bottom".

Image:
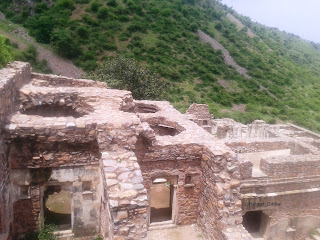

{"left": 221, "top": 0, "right": 320, "bottom": 43}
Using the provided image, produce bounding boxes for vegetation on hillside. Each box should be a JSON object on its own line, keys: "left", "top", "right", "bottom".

{"left": 1, "top": 0, "right": 320, "bottom": 131}
{"left": 0, "top": 34, "right": 13, "bottom": 67}
{"left": 0, "top": 33, "right": 51, "bottom": 73}
{"left": 87, "top": 56, "right": 165, "bottom": 99}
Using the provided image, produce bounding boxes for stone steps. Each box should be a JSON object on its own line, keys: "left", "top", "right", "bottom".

{"left": 148, "top": 220, "right": 175, "bottom": 231}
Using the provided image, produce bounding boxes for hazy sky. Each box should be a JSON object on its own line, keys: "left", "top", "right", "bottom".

{"left": 221, "top": 0, "right": 320, "bottom": 43}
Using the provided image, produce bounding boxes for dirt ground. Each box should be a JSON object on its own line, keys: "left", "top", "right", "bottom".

{"left": 147, "top": 225, "right": 205, "bottom": 240}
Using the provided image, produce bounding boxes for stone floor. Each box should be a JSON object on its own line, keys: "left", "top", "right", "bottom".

{"left": 147, "top": 225, "right": 205, "bottom": 240}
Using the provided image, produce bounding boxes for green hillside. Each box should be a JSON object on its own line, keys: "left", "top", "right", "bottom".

{"left": 1, "top": 0, "right": 320, "bottom": 131}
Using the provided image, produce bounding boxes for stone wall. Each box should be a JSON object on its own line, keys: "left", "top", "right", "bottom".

{"left": 10, "top": 166, "right": 102, "bottom": 237}
{"left": 99, "top": 150, "right": 148, "bottom": 240}
{"left": 198, "top": 147, "right": 242, "bottom": 240}
{"left": 260, "top": 155, "right": 320, "bottom": 178}
{"left": 238, "top": 158, "right": 253, "bottom": 180}
{"left": 31, "top": 73, "right": 107, "bottom": 88}
{"left": 226, "top": 140, "right": 312, "bottom": 154}
{"left": 9, "top": 139, "right": 99, "bottom": 168}
{"left": 242, "top": 190, "right": 320, "bottom": 239}
{"left": 12, "top": 186, "right": 41, "bottom": 236}
{"left": 212, "top": 119, "right": 280, "bottom": 139}
{"left": 140, "top": 158, "right": 202, "bottom": 225}
{"left": 0, "top": 62, "right": 31, "bottom": 240}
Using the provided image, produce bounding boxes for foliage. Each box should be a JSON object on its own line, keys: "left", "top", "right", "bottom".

{"left": 14, "top": 45, "right": 51, "bottom": 73}
{"left": 2, "top": 0, "right": 320, "bottom": 131}
{"left": 0, "top": 34, "right": 13, "bottom": 68}
{"left": 50, "top": 29, "right": 80, "bottom": 59}
{"left": 38, "top": 223, "right": 56, "bottom": 240}
{"left": 93, "top": 235, "right": 103, "bottom": 240}
{"left": 20, "top": 223, "right": 56, "bottom": 240}
{"left": 87, "top": 56, "right": 166, "bottom": 100}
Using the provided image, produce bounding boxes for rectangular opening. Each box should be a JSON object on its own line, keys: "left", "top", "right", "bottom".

{"left": 150, "top": 178, "right": 173, "bottom": 223}
{"left": 243, "top": 210, "right": 269, "bottom": 238}
{"left": 44, "top": 185, "right": 72, "bottom": 230}
{"left": 185, "top": 175, "right": 192, "bottom": 184}
{"left": 82, "top": 181, "right": 92, "bottom": 192}
{"left": 19, "top": 185, "right": 30, "bottom": 199}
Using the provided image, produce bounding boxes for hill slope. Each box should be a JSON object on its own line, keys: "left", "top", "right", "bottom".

{"left": 1, "top": 0, "right": 320, "bottom": 131}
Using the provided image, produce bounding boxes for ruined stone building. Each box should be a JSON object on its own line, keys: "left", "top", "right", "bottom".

{"left": 0, "top": 62, "right": 320, "bottom": 240}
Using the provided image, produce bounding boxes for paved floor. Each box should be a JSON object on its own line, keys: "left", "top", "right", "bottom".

{"left": 147, "top": 225, "right": 205, "bottom": 240}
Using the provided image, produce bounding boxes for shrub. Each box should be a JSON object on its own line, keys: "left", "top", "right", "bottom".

{"left": 90, "top": 0, "right": 101, "bottom": 12}
{"left": 28, "top": 16, "right": 54, "bottom": 43}
{"left": 0, "top": 35, "right": 13, "bottom": 68}
{"left": 97, "top": 6, "right": 109, "bottom": 19}
{"left": 50, "top": 29, "right": 81, "bottom": 58}
{"left": 38, "top": 224, "right": 56, "bottom": 240}
{"left": 107, "top": 0, "right": 117, "bottom": 7}
{"left": 77, "top": 26, "right": 90, "bottom": 38}
{"left": 87, "top": 56, "right": 166, "bottom": 100}
{"left": 35, "top": 2, "right": 49, "bottom": 14}
{"left": 55, "top": 0, "right": 75, "bottom": 11}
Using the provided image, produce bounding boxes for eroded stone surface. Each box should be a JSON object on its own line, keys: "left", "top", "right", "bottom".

{"left": 1, "top": 62, "right": 320, "bottom": 240}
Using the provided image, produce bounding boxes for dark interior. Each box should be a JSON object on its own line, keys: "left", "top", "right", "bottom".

{"left": 243, "top": 211, "right": 262, "bottom": 233}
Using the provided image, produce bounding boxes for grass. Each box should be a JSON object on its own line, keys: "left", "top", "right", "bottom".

{"left": 2, "top": 0, "right": 320, "bottom": 131}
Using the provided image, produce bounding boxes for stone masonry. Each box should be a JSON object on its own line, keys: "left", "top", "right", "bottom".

{"left": 1, "top": 62, "right": 320, "bottom": 240}
{"left": 187, "top": 104, "right": 320, "bottom": 239}
{"left": 0, "top": 62, "right": 245, "bottom": 240}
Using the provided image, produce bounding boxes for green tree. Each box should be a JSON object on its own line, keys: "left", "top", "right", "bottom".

{"left": 97, "top": 6, "right": 109, "bottom": 19}
{"left": 0, "top": 35, "right": 13, "bottom": 68}
{"left": 29, "top": 16, "right": 55, "bottom": 43}
{"left": 87, "top": 56, "right": 166, "bottom": 100}
{"left": 50, "top": 29, "right": 81, "bottom": 59}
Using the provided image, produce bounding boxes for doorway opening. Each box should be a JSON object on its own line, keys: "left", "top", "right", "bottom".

{"left": 243, "top": 211, "right": 269, "bottom": 237}
{"left": 44, "top": 185, "right": 72, "bottom": 230}
{"left": 150, "top": 178, "right": 173, "bottom": 223}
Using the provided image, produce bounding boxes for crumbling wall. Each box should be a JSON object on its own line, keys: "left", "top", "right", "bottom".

{"left": 213, "top": 119, "right": 280, "bottom": 139}
{"left": 139, "top": 153, "right": 202, "bottom": 225}
{"left": 10, "top": 166, "right": 102, "bottom": 237}
{"left": 242, "top": 190, "right": 320, "bottom": 240}
{"left": 9, "top": 139, "right": 100, "bottom": 168}
{"left": 198, "top": 147, "right": 242, "bottom": 240}
{"left": 260, "top": 155, "right": 320, "bottom": 178}
{"left": 12, "top": 186, "right": 41, "bottom": 236}
{"left": 0, "top": 62, "right": 31, "bottom": 240}
{"left": 185, "top": 104, "right": 213, "bottom": 133}
{"left": 31, "top": 72, "right": 107, "bottom": 88}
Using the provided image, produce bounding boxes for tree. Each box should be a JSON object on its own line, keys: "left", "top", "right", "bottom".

{"left": 0, "top": 35, "right": 13, "bottom": 68}
{"left": 50, "top": 29, "right": 80, "bottom": 59}
{"left": 87, "top": 56, "right": 166, "bottom": 100}
{"left": 30, "top": 16, "right": 54, "bottom": 43}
